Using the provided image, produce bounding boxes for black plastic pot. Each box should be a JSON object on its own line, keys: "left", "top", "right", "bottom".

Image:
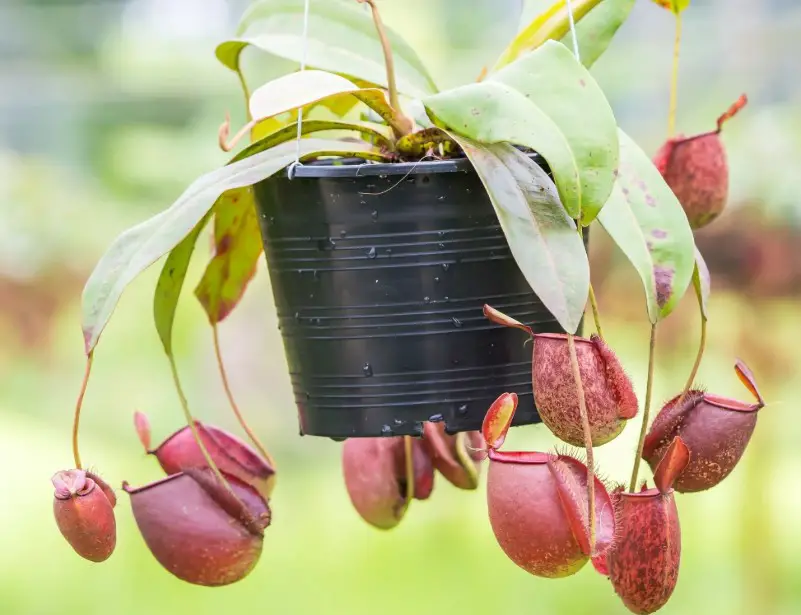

{"left": 254, "top": 154, "right": 586, "bottom": 439}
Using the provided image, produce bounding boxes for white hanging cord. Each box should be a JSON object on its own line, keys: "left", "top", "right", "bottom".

{"left": 565, "top": 0, "right": 581, "bottom": 63}
{"left": 287, "top": 0, "right": 312, "bottom": 180}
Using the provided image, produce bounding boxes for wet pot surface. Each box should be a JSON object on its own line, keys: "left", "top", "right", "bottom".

{"left": 255, "top": 156, "right": 584, "bottom": 438}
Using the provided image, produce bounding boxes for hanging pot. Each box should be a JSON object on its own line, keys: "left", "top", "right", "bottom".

{"left": 254, "top": 155, "right": 587, "bottom": 438}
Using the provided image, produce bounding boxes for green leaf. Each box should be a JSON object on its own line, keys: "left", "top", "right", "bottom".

{"left": 447, "top": 132, "right": 589, "bottom": 334}
{"left": 492, "top": 0, "right": 605, "bottom": 71}
{"left": 424, "top": 41, "right": 619, "bottom": 224}
{"left": 424, "top": 81, "right": 580, "bottom": 216}
{"left": 560, "top": 0, "right": 636, "bottom": 69}
{"left": 247, "top": 70, "right": 407, "bottom": 136}
{"left": 216, "top": 0, "right": 438, "bottom": 100}
{"left": 233, "top": 119, "right": 393, "bottom": 163}
{"left": 597, "top": 129, "right": 695, "bottom": 323}
{"left": 80, "top": 138, "right": 387, "bottom": 354}
{"left": 489, "top": 41, "right": 618, "bottom": 224}
{"left": 693, "top": 246, "right": 710, "bottom": 321}
{"left": 154, "top": 214, "right": 211, "bottom": 355}
{"left": 194, "top": 187, "right": 263, "bottom": 324}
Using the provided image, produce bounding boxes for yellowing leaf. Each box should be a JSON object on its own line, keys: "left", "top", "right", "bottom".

{"left": 195, "top": 188, "right": 263, "bottom": 324}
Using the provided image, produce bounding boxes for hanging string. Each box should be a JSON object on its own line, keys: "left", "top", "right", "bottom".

{"left": 565, "top": 0, "right": 581, "bottom": 63}
{"left": 287, "top": 0, "right": 312, "bottom": 180}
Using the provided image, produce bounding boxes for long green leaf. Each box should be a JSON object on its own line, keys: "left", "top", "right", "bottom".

{"left": 488, "top": 41, "right": 618, "bottom": 223}
{"left": 234, "top": 119, "right": 392, "bottom": 163}
{"left": 447, "top": 132, "right": 589, "bottom": 334}
{"left": 597, "top": 129, "right": 695, "bottom": 323}
{"left": 154, "top": 214, "right": 211, "bottom": 355}
{"left": 424, "top": 41, "right": 618, "bottom": 224}
{"left": 424, "top": 81, "right": 579, "bottom": 214}
{"left": 216, "top": 0, "right": 438, "bottom": 100}
{"left": 247, "top": 70, "right": 406, "bottom": 135}
{"left": 492, "top": 0, "right": 603, "bottom": 71}
{"left": 561, "top": 0, "right": 636, "bottom": 69}
{"left": 194, "top": 187, "right": 263, "bottom": 324}
{"left": 81, "top": 139, "right": 387, "bottom": 354}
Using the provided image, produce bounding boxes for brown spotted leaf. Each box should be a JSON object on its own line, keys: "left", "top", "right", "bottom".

{"left": 597, "top": 129, "right": 695, "bottom": 323}
{"left": 194, "top": 187, "right": 263, "bottom": 323}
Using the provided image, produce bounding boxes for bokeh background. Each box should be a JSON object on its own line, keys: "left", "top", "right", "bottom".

{"left": 2, "top": 0, "right": 800, "bottom": 613}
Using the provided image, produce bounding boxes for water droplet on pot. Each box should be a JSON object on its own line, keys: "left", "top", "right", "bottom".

{"left": 294, "top": 312, "right": 301, "bottom": 321}
{"left": 438, "top": 242, "right": 445, "bottom": 249}
{"left": 381, "top": 425, "right": 393, "bottom": 436}
{"left": 304, "top": 392, "right": 311, "bottom": 400}
{"left": 375, "top": 279, "right": 379, "bottom": 284}
{"left": 434, "top": 277, "right": 440, "bottom": 283}
{"left": 378, "top": 174, "right": 387, "bottom": 180}
{"left": 429, "top": 413, "right": 444, "bottom": 423}
{"left": 313, "top": 270, "right": 320, "bottom": 280}
{"left": 312, "top": 317, "right": 322, "bottom": 326}
{"left": 340, "top": 229, "right": 348, "bottom": 238}
{"left": 363, "top": 363, "right": 373, "bottom": 377}
{"left": 329, "top": 436, "right": 347, "bottom": 442}
{"left": 437, "top": 196, "right": 446, "bottom": 202}
{"left": 393, "top": 418, "right": 404, "bottom": 426}
{"left": 366, "top": 247, "right": 377, "bottom": 259}
{"left": 438, "top": 231, "right": 446, "bottom": 238}
{"left": 423, "top": 296, "right": 430, "bottom": 304}
{"left": 457, "top": 404, "right": 468, "bottom": 416}
{"left": 451, "top": 317, "right": 463, "bottom": 328}
{"left": 268, "top": 216, "right": 276, "bottom": 226}
{"left": 385, "top": 248, "right": 392, "bottom": 255}
{"left": 443, "top": 296, "right": 449, "bottom": 302}
{"left": 452, "top": 359, "right": 460, "bottom": 365}
{"left": 309, "top": 293, "right": 315, "bottom": 299}
{"left": 406, "top": 177, "right": 415, "bottom": 184}
{"left": 441, "top": 263, "right": 450, "bottom": 272}
{"left": 360, "top": 200, "right": 367, "bottom": 206}
{"left": 371, "top": 210, "right": 378, "bottom": 221}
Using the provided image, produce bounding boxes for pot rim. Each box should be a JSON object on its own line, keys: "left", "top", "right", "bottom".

{"left": 279, "top": 152, "right": 546, "bottom": 179}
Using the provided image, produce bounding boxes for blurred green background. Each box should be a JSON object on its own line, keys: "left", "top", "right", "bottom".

{"left": 1, "top": 0, "right": 800, "bottom": 613}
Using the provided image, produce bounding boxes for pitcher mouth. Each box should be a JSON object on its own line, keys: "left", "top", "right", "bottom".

{"left": 488, "top": 450, "right": 553, "bottom": 464}
{"left": 533, "top": 332, "right": 593, "bottom": 345}
{"left": 703, "top": 394, "right": 760, "bottom": 413}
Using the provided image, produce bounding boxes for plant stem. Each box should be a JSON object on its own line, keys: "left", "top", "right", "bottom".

{"left": 675, "top": 316, "right": 707, "bottom": 408}
{"left": 577, "top": 224, "right": 604, "bottom": 338}
{"left": 213, "top": 325, "right": 276, "bottom": 468}
{"left": 629, "top": 324, "right": 658, "bottom": 492}
{"left": 667, "top": 13, "right": 682, "bottom": 138}
{"left": 359, "top": 0, "right": 413, "bottom": 138}
{"left": 167, "top": 353, "right": 243, "bottom": 504}
{"left": 588, "top": 284, "right": 604, "bottom": 339}
{"left": 567, "top": 334, "right": 595, "bottom": 551}
{"left": 72, "top": 352, "right": 94, "bottom": 470}
{"left": 403, "top": 435, "right": 415, "bottom": 508}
